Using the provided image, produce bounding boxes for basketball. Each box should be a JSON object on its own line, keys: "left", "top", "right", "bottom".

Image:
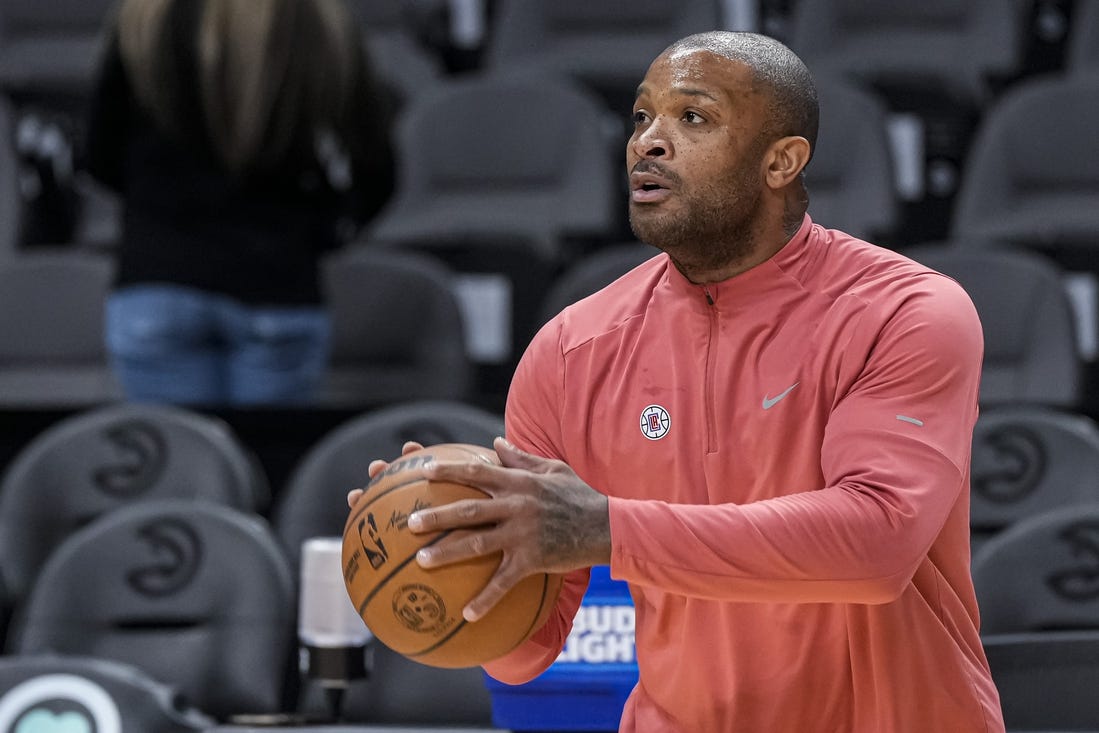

{"left": 341, "top": 442, "right": 563, "bottom": 668}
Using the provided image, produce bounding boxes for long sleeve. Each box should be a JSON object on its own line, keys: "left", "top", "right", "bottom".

{"left": 608, "top": 277, "right": 983, "bottom": 603}
{"left": 478, "top": 224, "right": 1002, "bottom": 731}
{"left": 483, "top": 318, "right": 592, "bottom": 684}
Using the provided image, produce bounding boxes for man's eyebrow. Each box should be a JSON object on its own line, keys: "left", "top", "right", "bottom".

{"left": 674, "top": 87, "right": 720, "bottom": 102}
{"left": 634, "top": 84, "right": 721, "bottom": 103}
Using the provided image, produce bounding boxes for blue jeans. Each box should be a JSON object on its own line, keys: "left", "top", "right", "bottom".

{"left": 106, "top": 285, "right": 331, "bottom": 406}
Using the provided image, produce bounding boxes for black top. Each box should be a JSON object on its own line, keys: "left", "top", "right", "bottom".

{"left": 84, "top": 2, "right": 396, "bottom": 305}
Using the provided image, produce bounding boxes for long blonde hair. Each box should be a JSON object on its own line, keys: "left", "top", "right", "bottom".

{"left": 116, "top": 0, "right": 361, "bottom": 174}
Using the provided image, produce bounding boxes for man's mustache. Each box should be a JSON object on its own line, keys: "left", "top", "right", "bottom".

{"left": 630, "top": 160, "right": 682, "bottom": 186}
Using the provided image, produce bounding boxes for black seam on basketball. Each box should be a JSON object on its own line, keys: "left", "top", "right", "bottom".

{"left": 356, "top": 531, "right": 452, "bottom": 616}
{"left": 406, "top": 573, "right": 555, "bottom": 662}
{"left": 406, "top": 615, "right": 469, "bottom": 659}
{"left": 514, "top": 574, "right": 554, "bottom": 645}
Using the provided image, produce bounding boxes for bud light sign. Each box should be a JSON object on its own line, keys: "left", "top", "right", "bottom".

{"left": 485, "top": 566, "right": 638, "bottom": 731}
{"left": 557, "top": 602, "right": 635, "bottom": 664}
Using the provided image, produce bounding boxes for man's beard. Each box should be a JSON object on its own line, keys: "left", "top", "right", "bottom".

{"left": 628, "top": 159, "right": 764, "bottom": 274}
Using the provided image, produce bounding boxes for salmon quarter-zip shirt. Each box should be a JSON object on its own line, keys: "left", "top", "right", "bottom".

{"left": 484, "top": 215, "right": 1005, "bottom": 733}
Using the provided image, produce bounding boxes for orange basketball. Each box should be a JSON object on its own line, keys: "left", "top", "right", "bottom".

{"left": 341, "top": 443, "right": 563, "bottom": 668}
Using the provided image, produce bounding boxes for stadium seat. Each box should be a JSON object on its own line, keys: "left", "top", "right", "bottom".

{"left": 272, "top": 399, "right": 504, "bottom": 573}
{"left": 950, "top": 73, "right": 1099, "bottom": 261}
{"left": 537, "top": 241, "right": 659, "bottom": 326}
{"left": 970, "top": 406, "right": 1099, "bottom": 554}
{"left": 806, "top": 75, "right": 899, "bottom": 242}
{"left": 7, "top": 499, "right": 296, "bottom": 721}
{"left": 787, "top": 0, "right": 1024, "bottom": 108}
{"left": 0, "top": 250, "right": 122, "bottom": 406}
{"left": 366, "top": 227, "right": 563, "bottom": 381}
{"left": 341, "top": 642, "right": 494, "bottom": 725}
{"left": 318, "top": 247, "right": 474, "bottom": 407}
{"left": 345, "top": 0, "right": 445, "bottom": 111}
{"left": 1066, "top": 0, "right": 1099, "bottom": 74}
{"left": 0, "top": 654, "right": 213, "bottom": 733}
{"left": 983, "top": 630, "right": 1099, "bottom": 731}
{"left": 367, "top": 71, "right": 620, "bottom": 259}
{"left": 788, "top": 0, "right": 1026, "bottom": 242}
{"left": 0, "top": 0, "right": 115, "bottom": 98}
{"left": 904, "top": 245, "right": 1082, "bottom": 408}
{"left": 0, "top": 96, "right": 20, "bottom": 260}
{"left": 972, "top": 504, "right": 1099, "bottom": 635}
{"left": 0, "top": 402, "right": 270, "bottom": 615}
{"left": 482, "top": 0, "right": 720, "bottom": 113}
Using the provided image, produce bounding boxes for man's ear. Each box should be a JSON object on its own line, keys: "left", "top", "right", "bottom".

{"left": 763, "top": 136, "right": 811, "bottom": 190}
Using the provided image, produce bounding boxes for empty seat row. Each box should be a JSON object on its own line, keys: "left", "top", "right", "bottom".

{"left": 7, "top": 1, "right": 1099, "bottom": 255}
{"left": 6, "top": 398, "right": 1099, "bottom": 729}
{"left": 6, "top": 62, "right": 1099, "bottom": 260}
{"left": 973, "top": 500, "right": 1099, "bottom": 730}
{"left": 11, "top": 0, "right": 1094, "bottom": 113}
{"left": 0, "top": 398, "right": 509, "bottom": 724}
{"left": 0, "top": 232, "right": 1092, "bottom": 411}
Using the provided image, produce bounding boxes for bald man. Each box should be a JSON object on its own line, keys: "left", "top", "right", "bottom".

{"left": 351, "top": 31, "right": 1004, "bottom": 732}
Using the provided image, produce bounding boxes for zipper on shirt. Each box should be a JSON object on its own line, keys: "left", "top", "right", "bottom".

{"left": 702, "top": 286, "right": 718, "bottom": 453}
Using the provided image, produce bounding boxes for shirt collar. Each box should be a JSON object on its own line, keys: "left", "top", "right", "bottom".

{"left": 660, "top": 214, "right": 815, "bottom": 310}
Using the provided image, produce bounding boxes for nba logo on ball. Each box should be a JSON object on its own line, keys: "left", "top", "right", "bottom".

{"left": 640, "top": 405, "right": 670, "bottom": 440}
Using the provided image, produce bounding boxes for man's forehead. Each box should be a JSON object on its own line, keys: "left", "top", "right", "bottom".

{"left": 638, "top": 49, "right": 754, "bottom": 98}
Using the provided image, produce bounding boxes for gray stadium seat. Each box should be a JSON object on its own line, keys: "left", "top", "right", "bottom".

{"left": 342, "top": 642, "right": 494, "bottom": 725}
{"left": 787, "top": 0, "right": 1024, "bottom": 107}
{"left": 0, "top": 402, "right": 270, "bottom": 614}
{"left": 972, "top": 504, "right": 1099, "bottom": 635}
{"left": 0, "top": 96, "right": 20, "bottom": 260}
{"left": 272, "top": 399, "right": 504, "bottom": 572}
{"left": 0, "top": 0, "right": 115, "bottom": 98}
{"left": 345, "top": 0, "right": 445, "bottom": 110}
{"left": 806, "top": 75, "right": 899, "bottom": 242}
{"left": 0, "top": 250, "right": 122, "bottom": 406}
{"left": 7, "top": 499, "right": 296, "bottom": 721}
{"left": 537, "top": 242, "right": 659, "bottom": 326}
{"left": 1067, "top": 1, "right": 1099, "bottom": 75}
{"left": 970, "top": 406, "right": 1099, "bottom": 554}
{"left": 483, "top": 0, "right": 721, "bottom": 112}
{"left": 951, "top": 73, "right": 1099, "bottom": 257}
{"left": 367, "top": 72, "right": 619, "bottom": 259}
{"left": 0, "top": 655, "right": 213, "bottom": 733}
{"left": 983, "top": 630, "right": 1099, "bottom": 731}
{"left": 904, "top": 245, "right": 1082, "bottom": 408}
{"left": 318, "top": 248, "right": 474, "bottom": 407}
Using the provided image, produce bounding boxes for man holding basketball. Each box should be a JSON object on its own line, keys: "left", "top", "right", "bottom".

{"left": 350, "top": 31, "right": 1005, "bottom": 732}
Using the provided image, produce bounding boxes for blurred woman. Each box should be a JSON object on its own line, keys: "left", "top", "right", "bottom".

{"left": 86, "top": 0, "right": 395, "bottom": 405}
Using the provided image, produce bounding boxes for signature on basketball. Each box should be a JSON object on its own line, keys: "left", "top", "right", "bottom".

{"left": 387, "top": 497, "right": 433, "bottom": 531}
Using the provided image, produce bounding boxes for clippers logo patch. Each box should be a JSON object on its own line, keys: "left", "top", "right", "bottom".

{"left": 640, "top": 405, "right": 671, "bottom": 440}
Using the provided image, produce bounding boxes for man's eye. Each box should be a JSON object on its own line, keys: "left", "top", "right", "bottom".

{"left": 684, "top": 111, "right": 705, "bottom": 124}
{"left": 632, "top": 111, "right": 650, "bottom": 125}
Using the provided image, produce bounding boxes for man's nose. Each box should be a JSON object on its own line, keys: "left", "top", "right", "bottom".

{"left": 630, "top": 120, "right": 672, "bottom": 159}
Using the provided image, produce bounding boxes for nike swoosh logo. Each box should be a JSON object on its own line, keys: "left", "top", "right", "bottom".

{"left": 762, "top": 382, "right": 799, "bottom": 410}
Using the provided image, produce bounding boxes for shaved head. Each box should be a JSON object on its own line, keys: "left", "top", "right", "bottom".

{"left": 664, "top": 31, "right": 819, "bottom": 158}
